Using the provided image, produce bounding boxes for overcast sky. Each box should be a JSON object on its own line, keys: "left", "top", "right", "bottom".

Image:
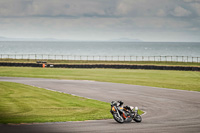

{"left": 0, "top": 0, "right": 200, "bottom": 42}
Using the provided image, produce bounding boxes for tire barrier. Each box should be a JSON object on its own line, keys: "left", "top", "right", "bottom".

{"left": 0, "top": 62, "right": 43, "bottom": 67}
{"left": 0, "top": 62, "right": 199, "bottom": 71}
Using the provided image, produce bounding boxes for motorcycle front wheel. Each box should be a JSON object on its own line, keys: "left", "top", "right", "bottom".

{"left": 133, "top": 114, "right": 142, "bottom": 123}
{"left": 113, "top": 113, "right": 124, "bottom": 123}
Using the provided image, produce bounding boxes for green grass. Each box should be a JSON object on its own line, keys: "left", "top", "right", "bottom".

{"left": 1, "top": 59, "right": 200, "bottom": 66}
{"left": 0, "top": 81, "right": 113, "bottom": 123}
{"left": 0, "top": 67, "right": 200, "bottom": 91}
{"left": 0, "top": 81, "right": 144, "bottom": 124}
{"left": 0, "top": 67, "right": 198, "bottom": 123}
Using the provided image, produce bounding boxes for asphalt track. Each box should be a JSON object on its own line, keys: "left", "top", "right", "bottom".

{"left": 0, "top": 77, "right": 200, "bottom": 133}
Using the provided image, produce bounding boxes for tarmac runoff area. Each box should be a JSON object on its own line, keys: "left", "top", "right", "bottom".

{"left": 0, "top": 77, "right": 200, "bottom": 133}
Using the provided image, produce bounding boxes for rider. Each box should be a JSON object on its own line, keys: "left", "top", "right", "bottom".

{"left": 118, "top": 100, "right": 131, "bottom": 110}
{"left": 117, "top": 100, "right": 134, "bottom": 117}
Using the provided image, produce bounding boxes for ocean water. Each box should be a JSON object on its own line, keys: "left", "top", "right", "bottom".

{"left": 0, "top": 41, "right": 200, "bottom": 57}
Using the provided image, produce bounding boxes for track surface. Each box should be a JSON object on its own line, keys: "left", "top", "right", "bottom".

{"left": 0, "top": 77, "right": 200, "bottom": 133}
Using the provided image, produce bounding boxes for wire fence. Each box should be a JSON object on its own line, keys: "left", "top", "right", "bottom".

{"left": 0, "top": 54, "right": 200, "bottom": 63}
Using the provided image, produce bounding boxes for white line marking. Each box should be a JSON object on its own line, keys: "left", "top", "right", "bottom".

{"left": 30, "top": 85, "right": 147, "bottom": 117}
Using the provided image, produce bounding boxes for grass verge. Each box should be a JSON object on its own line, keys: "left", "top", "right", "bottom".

{"left": 0, "top": 59, "right": 200, "bottom": 67}
{"left": 0, "top": 67, "right": 200, "bottom": 91}
{"left": 0, "top": 81, "right": 111, "bottom": 123}
{"left": 0, "top": 81, "right": 144, "bottom": 124}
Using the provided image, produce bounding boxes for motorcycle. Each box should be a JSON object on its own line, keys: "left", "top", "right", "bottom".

{"left": 110, "top": 101, "right": 142, "bottom": 123}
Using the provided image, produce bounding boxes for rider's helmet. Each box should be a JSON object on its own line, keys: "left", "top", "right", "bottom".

{"left": 118, "top": 100, "right": 123, "bottom": 106}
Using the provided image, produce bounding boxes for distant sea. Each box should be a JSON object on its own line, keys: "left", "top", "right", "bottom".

{"left": 0, "top": 41, "right": 200, "bottom": 57}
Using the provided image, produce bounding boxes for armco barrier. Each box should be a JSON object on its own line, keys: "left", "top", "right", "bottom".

{"left": 0, "top": 62, "right": 199, "bottom": 71}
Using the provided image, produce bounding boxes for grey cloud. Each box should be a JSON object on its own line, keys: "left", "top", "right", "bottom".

{"left": 170, "top": 6, "right": 192, "bottom": 17}
{"left": 156, "top": 9, "right": 167, "bottom": 17}
{"left": 190, "top": 3, "right": 200, "bottom": 15}
{"left": 0, "top": 0, "right": 118, "bottom": 18}
{"left": 115, "top": 0, "right": 197, "bottom": 19}
{"left": 0, "top": 0, "right": 199, "bottom": 20}
{"left": 184, "top": 0, "right": 200, "bottom": 2}
{"left": 0, "top": 0, "right": 200, "bottom": 42}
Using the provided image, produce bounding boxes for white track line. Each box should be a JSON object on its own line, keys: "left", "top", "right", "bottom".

{"left": 30, "top": 85, "right": 147, "bottom": 116}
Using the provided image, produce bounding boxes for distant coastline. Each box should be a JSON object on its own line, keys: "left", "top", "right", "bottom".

{"left": 0, "top": 36, "right": 143, "bottom": 42}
